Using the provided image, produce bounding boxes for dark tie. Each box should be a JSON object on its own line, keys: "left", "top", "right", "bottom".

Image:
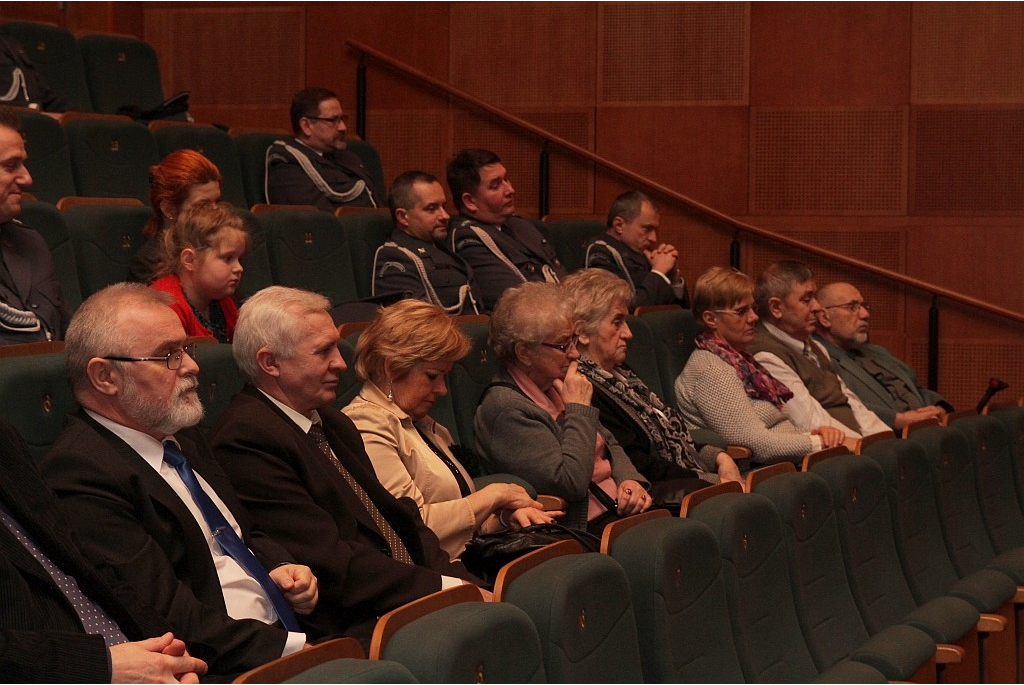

{"left": 162, "top": 441, "right": 301, "bottom": 631}
{"left": 0, "top": 505, "right": 128, "bottom": 647}
{"left": 307, "top": 422, "right": 414, "bottom": 564}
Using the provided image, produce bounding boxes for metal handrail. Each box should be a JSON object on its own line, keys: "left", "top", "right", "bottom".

{"left": 346, "top": 39, "right": 1023, "bottom": 327}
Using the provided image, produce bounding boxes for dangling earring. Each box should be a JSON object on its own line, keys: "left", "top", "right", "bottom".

{"left": 386, "top": 381, "right": 394, "bottom": 402}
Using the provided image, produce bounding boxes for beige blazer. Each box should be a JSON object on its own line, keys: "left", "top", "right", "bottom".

{"left": 343, "top": 381, "right": 477, "bottom": 559}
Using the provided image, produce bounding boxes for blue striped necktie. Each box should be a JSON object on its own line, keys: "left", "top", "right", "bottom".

{"left": 162, "top": 440, "right": 300, "bottom": 632}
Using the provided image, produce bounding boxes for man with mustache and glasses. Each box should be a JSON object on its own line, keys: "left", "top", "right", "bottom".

{"left": 265, "top": 87, "right": 380, "bottom": 211}
{"left": 814, "top": 281, "right": 952, "bottom": 431}
{"left": 748, "top": 260, "right": 889, "bottom": 441}
{"left": 39, "top": 283, "right": 319, "bottom": 677}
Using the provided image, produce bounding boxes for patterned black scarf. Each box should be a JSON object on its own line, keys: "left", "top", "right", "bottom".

{"left": 577, "top": 356, "right": 703, "bottom": 474}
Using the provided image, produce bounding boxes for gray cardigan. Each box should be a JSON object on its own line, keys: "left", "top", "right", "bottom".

{"left": 473, "top": 369, "right": 649, "bottom": 529}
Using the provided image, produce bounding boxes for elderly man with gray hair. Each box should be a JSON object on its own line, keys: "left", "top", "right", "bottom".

{"left": 747, "top": 261, "right": 889, "bottom": 440}
{"left": 209, "top": 285, "right": 487, "bottom": 646}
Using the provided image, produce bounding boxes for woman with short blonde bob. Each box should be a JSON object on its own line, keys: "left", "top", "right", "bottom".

{"left": 675, "top": 266, "right": 854, "bottom": 464}
{"left": 343, "top": 299, "right": 552, "bottom": 560}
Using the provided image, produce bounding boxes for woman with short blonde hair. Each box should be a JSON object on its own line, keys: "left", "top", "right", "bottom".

{"left": 344, "top": 299, "right": 552, "bottom": 559}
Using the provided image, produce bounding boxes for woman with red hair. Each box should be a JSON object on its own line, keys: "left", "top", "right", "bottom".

{"left": 126, "top": 149, "right": 223, "bottom": 283}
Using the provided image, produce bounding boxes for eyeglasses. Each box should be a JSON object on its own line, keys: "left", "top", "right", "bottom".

{"left": 539, "top": 333, "right": 579, "bottom": 354}
{"left": 305, "top": 114, "right": 349, "bottom": 127}
{"left": 103, "top": 344, "right": 197, "bottom": 370}
{"left": 712, "top": 304, "right": 757, "bottom": 317}
{"left": 823, "top": 301, "right": 870, "bottom": 314}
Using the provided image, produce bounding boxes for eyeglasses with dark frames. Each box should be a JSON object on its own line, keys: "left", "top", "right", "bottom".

{"left": 823, "top": 301, "right": 870, "bottom": 314}
{"left": 103, "top": 344, "right": 197, "bottom": 371}
{"left": 539, "top": 333, "right": 579, "bottom": 354}
{"left": 305, "top": 114, "right": 349, "bottom": 126}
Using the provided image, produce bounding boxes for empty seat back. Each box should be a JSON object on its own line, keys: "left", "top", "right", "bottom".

{"left": 546, "top": 218, "right": 605, "bottom": 273}
{"left": 445, "top": 319, "right": 498, "bottom": 451}
{"left": 20, "top": 200, "right": 83, "bottom": 311}
{"left": 755, "top": 469, "right": 937, "bottom": 680}
{"left": 950, "top": 414, "right": 1024, "bottom": 553}
{"left": 232, "top": 131, "right": 282, "bottom": 208}
{"left": 345, "top": 139, "right": 386, "bottom": 198}
{"left": 62, "top": 200, "right": 150, "bottom": 299}
{"left": 636, "top": 306, "right": 698, "bottom": 407}
{"left": 63, "top": 115, "right": 160, "bottom": 202}
{"left": 0, "top": 352, "right": 77, "bottom": 463}
{"left": 496, "top": 544, "right": 644, "bottom": 683}
{"left": 254, "top": 209, "right": 359, "bottom": 306}
{"left": 604, "top": 513, "right": 746, "bottom": 683}
{"left": 335, "top": 208, "right": 393, "bottom": 300}
{"left": 77, "top": 33, "right": 164, "bottom": 114}
{"left": 686, "top": 490, "right": 830, "bottom": 682}
{"left": 622, "top": 315, "right": 665, "bottom": 398}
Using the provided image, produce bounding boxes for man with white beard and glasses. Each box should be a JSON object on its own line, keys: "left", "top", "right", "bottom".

{"left": 39, "top": 283, "right": 320, "bottom": 677}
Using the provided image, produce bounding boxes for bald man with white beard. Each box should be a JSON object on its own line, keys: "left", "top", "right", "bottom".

{"left": 813, "top": 281, "right": 952, "bottom": 431}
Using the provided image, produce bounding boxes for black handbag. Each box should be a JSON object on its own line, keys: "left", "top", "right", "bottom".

{"left": 461, "top": 523, "right": 601, "bottom": 585}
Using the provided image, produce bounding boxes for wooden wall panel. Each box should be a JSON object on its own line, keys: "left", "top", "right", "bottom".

{"left": 912, "top": 107, "right": 1024, "bottom": 213}
{"left": 366, "top": 109, "right": 451, "bottom": 188}
{"left": 750, "top": 107, "right": 907, "bottom": 215}
{"left": 595, "top": 106, "right": 749, "bottom": 215}
{"left": 750, "top": 2, "right": 910, "bottom": 106}
{"left": 912, "top": 2, "right": 1024, "bottom": 103}
{"left": 308, "top": 1, "right": 451, "bottom": 112}
{"left": 449, "top": 2, "right": 596, "bottom": 108}
{"left": 599, "top": 1, "right": 748, "bottom": 104}
{"left": 909, "top": 338, "right": 1024, "bottom": 413}
{"left": 906, "top": 222, "right": 1024, "bottom": 317}
{"left": 144, "top": 5, "right": 304, "bottom": 131}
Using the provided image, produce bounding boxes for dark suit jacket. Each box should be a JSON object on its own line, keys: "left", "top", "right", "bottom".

{"left": 0, "top": 220, "right": 70, "bottom": 344}
{"left": 584, "top": 233, "right": 689, "bottom": 309}
{"left": 0, "top": 419, "right": 175, "bottom": 682}
{"left": 449, "top": 214, "right": 567, "bottom": 312}
{"left": 814, "top": 336, "right": 952, "bottom": 430}
{"left": 373, "top": 229, "right": 484, "bottom": 315}
{"left": 208, "top": 386, "right": 481, "bottom": 642}
{"left": 39, "top": 411, "right": 291, "bottom": 676}
{"left": 266, "top": 138, "right": 380, "bottom": 211}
